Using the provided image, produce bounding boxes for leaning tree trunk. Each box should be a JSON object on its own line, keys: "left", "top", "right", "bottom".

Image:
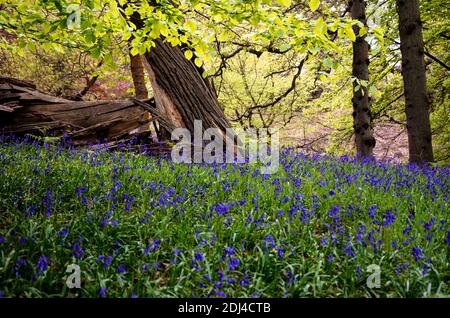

{"left": 141, "top": 39, "right": 231, "bottom": 135}
{"left": 127, "top": 10, "right": 231, "bottom": 140}
{"left": 129, "top": 53, "right": 148, "bottom": 100}
{"left": 396, "top": 0, "right": 434, "bottom": 164}
{"left": 351, "top": 0, "right": 375, "bottom": 158}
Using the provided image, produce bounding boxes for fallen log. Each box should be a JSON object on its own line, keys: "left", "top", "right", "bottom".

{"left": 0, "top": 76, "right": 173, "bottom": 148}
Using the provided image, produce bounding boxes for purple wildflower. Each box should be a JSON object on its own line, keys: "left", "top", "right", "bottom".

{"left": 195, "top": 251, "right": 204, "bottom": 262}
{"left": 227, "top": 257, "right": 240, "bottom": 270}
{"left": 117, "top": 264, "right": 126, "bottom": 274}
{"left": 99, "top": 287, "right": 107, "bottom": 298}
{"left": 71, "top": 242, "right": 84, "bottom": 259}
{"left": 412, "top": 247, "right": 423, "bottom": 262}
{"left": 36, "top": 255, "right": 49, "bottom": 274}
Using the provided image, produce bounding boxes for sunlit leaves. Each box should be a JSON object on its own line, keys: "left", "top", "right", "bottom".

{"left": 275, "top": 0, "right": 291, "bottom": 7}
{"left": 309, "top": 0, "right": 320, "bottom": 12}
{"left": 313, "top": 17, "right": 328, "bottom": 38}
{"left": 344, "top": 24, "right": 356, "bottom": 42}
{"left": 194, "top": 57, "right": 202, "bottom": 67}
{"left": 183, "top": 20, "right": 197, "bottom": 33}
{"left": 184, "top": 49, "right": 194, "bottom": 60}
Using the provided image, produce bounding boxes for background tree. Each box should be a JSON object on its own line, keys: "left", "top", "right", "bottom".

{"left": 351, "top": 0, "right": 376, "bottom": 157}
{"left": 396, "top": 0, "right": 434, "bottom": 164}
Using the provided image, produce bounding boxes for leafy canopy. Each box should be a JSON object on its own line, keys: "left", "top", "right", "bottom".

{"left": 0, "top": 0, "right": 365, "bottom": 66}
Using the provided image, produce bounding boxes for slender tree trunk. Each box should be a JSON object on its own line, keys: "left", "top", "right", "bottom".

{"left": 129, "top": 53, "right": 148, "bottom": 100}
{"left": 351, "top": 0, "right": 375, "bottom": 157}
{"left": 396, "top": 0, "right": 434, "bottom": 164}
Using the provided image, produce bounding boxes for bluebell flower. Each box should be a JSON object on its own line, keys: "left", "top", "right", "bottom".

{"left": 71, "top": 242, "right": 84, "bottom": 259}
{"left": 224, "top": 247, "right": 235, "bottom": 256}
{"left": 395, "top": 264, "right": 401, "bottom": 276}
{"left": 117, "top": 264, "right": 126, "bottom": 274}
{"left": 264, "top": 235, "right": 276, "bottom": 249}
{"left": 412, "top": 247, "right": 423, "bottom": 262}
{"left": 14, "top": 257, "right": 27, "bottom": 277}
{"left": 19, "top": 236, "right": 27, "bottom": 246}
{"left": 0, "top": 236, "right": 5, "bottom": 244}
{"left": 381, "top": 210, "right": 395, "bottom": 227}
{"left": 227, "top": 257, "right": 239, "bottom": 270}
{"left": 214, "top": 203, "right": 229, "bottom": 216}
{"left": 424, "top": 218, "right": 436, "bottom": 231}
{"left": 0, "top": 291, "right": 4, "bottom": 298}
{"left": 327, "top": 254, "right": 334, "bottom": 263}
{"left": 343, "top": 242, "right": 355, "bottom": 258}
{"left": 240, "top": 273, "right": 250, "bottom": 287}
{"left": 99, "top": 288, "right": 107, "bottom": 298}
{"left": 368, "top": 205, "right": 378, "bottom": 219}
{"left": 35, "top": 255, "right": 49, "bottom": 274}
{"left": 195, "top": 251, "right": 204, "bottom": 262}
{"left": 215, "top": 290, "right": 226, "bottom": 298}
{"left": 277, "top": 247, "right": 284, "bottom": 259}
{"left": 445, "top": 231, "right": 450, "bottom": 245}
{"left": 141, "top": 263, "right": 149, "bottom": 273}
{"left": 203, "top": 274, "right": 212, "bottom": 282}
{"left": 403, "top": 224, "right": 412, "bottom": 236}
{"left": 59, "top": 225, "right": 69, "bottom": 238}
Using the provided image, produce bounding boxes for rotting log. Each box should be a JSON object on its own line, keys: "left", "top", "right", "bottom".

{"left": 0, "top": 76, "right": 173, "bottom": 150}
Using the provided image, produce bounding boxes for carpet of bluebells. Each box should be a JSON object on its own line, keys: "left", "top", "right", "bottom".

{"left": 0, "top": 135, "right": 449, "bottom": 298}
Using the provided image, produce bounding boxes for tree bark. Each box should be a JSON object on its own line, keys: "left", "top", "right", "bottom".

{"left": 396, "top": 0, "right": 434, "bottom": 164}
{"left": 141, "top": 39, "right": 230, "bottom": 134}
{"left": 128, "top": 12, "right": 231, "bottom": 139}
{"left": 351, "top": 0, "right": 375, "bottom": 158}
{"left": 129, "top": 53, "right": 148, "bottom": 100}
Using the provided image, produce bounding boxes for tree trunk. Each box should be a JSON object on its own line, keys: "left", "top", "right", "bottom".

{"left": 351, "top": 0, "right": 375, "bottom": 158}
{"left": 129, "top": 53, "right": 148, "bottom": 100}
{"left": 127, "top": 10, "right": 231, "bottom": 139}
{"left": 141, "top": 39, "right": 230, "bottom": 135}
{"left": 396, "top": 0, "right": 434, "bottom": 164}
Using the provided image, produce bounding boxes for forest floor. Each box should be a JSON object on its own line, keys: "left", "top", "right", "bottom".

{"left": 0, "top": 137, "right": 449, "bottom": 297}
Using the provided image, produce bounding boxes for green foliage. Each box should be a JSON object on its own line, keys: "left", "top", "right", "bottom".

{"left": 0, "top": 141, "right": 449, "bottom": 297}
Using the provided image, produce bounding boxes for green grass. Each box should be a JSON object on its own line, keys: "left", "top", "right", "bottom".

{"left": 0, "top": 141, "right": 449, "bottom": 298}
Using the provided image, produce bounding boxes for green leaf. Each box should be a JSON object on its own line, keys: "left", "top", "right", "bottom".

{"left": 183, "top": 20, "right": 197, "bottom": 33}
{"left": 90, "top": 46, "right": 101, "bottom": 59}
{"left": 184, "top": 50, "right": 193, "bottom": 60}
{"left": 309, "top": 0, "right": 320, "bottom": 12}
{"left": 313, "top": 17, "right": 327, "bottom": 37}
{"left": 218, "top": 31, "right": 229, "bottom": 42}
{"left": 194, "top": 57, "right": 202, "bottom": 68}
{"left": 279, "top": 43, "right": 291, "bottom": 52}
{"left": 150, "top": 21, "right": 161, "bottom": 38}
{"left": 276, "top": 0, "right": 291, "bottom": 7}
{"left": 130, "top": 47, "right": 139, "bottom": 56}
{"left": 345, "top": 25, "right": 356, "bottom": 42}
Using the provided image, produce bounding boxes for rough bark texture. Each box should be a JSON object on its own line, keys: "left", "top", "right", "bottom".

{"left": 128, "top": 12, "right": 231, "bottom": 138}
{"left": 351, "top": 0, "right": 375, "bottom": 157}
{"left": 0, "top": 76, "right": 171, "bottom": 149}
{"left": 396, "top": 0, "right": 434, "bottom": 164}
{"left": 129, "top": 53, "right": 149, "bottom": 100}
{"left": 143, "top": 39, "right": 230, "bottom": 135}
